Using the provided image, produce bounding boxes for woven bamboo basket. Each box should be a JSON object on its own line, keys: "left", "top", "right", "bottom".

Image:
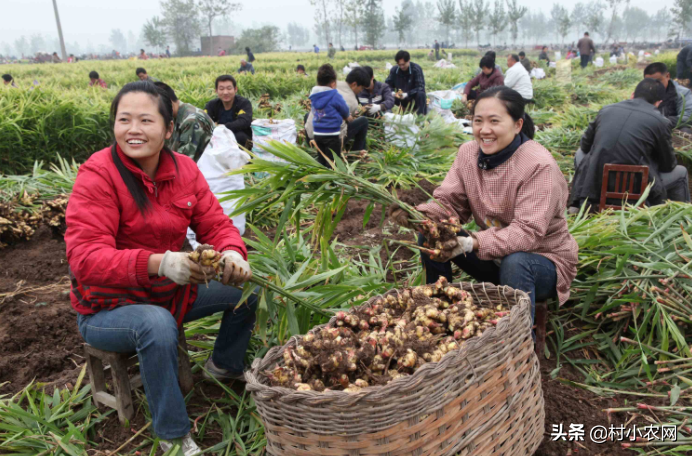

{"left": 246, "top": 282, "right": 544, "bottom": 456}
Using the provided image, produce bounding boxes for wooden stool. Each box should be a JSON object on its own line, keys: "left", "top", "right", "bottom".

{"left": 534, "top": 300, "right": 548, "bottom": 356}
{"left": 84, "top": 329, "right": 194, "bottom": 423}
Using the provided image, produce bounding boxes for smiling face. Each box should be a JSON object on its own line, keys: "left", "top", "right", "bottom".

{"left": 114, "top": 92, "right": 172, "bottom": 164}
{"left": 473, "top": 97, "right": 523, "bottom": 155}
{"left": 216, "top": 80, "right": 237, "bottom": 103}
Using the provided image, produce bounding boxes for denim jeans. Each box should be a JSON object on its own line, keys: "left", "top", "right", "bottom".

{"left": 77, "top": 281, "right": 257, "bottom": 440}
{"left": 418, "top": 233, "right": 557, "bottom": 321}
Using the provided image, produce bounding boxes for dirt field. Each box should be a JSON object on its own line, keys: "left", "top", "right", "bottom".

{"left": 0, "top": 210, "right": 648, "bottom": 455}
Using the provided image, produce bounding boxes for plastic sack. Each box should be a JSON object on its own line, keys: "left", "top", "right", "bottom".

{"left": 548, "top": 62, "right": 557, "bottom": 69}
{"left": 594, "top": 57, "right": 604, "bottom": 68}
{"left": 554, "top": 51, "right": 561, "bottom": 61}
{"left": 383, "top": 113, "right": 419, "bottom": 149}
{"left": 530, "top": 68, "right": 546, "bottom": 79}
{"left": 609, "top": 55, "right": 617, "bottom": 64}
{"left": 187, "top": 125, "right": 250, "bottom": 249}
{"left": 428, "top": 90, "right": 462, "bottom": 123}
{"left": 451, "top": 82, "right": 467, "bottom": 94}
{"left": 433, "top": 59, "right": 457, "bottom": 69}
{"left": 386, "top": 62, "right": 393, "bottom": 71}
{"left": 251, "top": 119, "right": 297, "bottom": 178}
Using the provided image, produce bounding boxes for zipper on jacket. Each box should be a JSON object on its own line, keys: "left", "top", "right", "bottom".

{"left": 153, "top": 181, "right": 158, "bottom": 198}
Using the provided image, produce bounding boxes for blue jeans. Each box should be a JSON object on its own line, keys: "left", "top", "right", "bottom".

{"left": 77, "top": 281, "right": 257, "bottom": 440}
{"left": 418, "top": 233, "right": 557, "bottom": 321}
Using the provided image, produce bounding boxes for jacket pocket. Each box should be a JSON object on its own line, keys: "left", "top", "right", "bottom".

{"left": 172, "top": 195, "right": 198, "bottom": 211}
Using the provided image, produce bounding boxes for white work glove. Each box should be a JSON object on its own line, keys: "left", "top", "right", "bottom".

{"left": 401, "top": 92, "right": 409, "bottom": 100}
{"left": 158, "top": 251, "right": 193, "bottom": 285}
{"left": 431, "top": 236, "right": 475, "bottom": 262}
{"left": 220, "top": 250, "right": 252, "bottom": 286}
{"left": 368, "top": 104, "right": 382, "bottom": 115}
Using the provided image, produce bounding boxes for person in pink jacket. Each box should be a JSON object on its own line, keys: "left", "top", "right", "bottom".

{"left": 392, "top": 86, "right": 578, "bottom": 321}
{"left": 462, "top": 55, "right": 505, "bottom": 102}
{"left": 65, "top": 81, "right": 254, "bottom": 455}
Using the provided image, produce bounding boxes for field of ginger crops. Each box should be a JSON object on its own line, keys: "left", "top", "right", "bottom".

{"left": 1, "top": 50, "right": 691, "bottom": 456}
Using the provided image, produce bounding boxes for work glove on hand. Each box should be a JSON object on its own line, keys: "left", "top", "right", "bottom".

{"left": 220, "top": 250, "right": 252, "bottom": 286}
{"left": 431, "top": 236, "right": 474, "bottom": 262}
{"left": 401, "top": 92, "right": 409, "bottom": 100}
{"left": 158, "top": 251, "right": 194, "bottom": 285}
{"left": 368, "top": 104, "right": 382, "bottom": 115}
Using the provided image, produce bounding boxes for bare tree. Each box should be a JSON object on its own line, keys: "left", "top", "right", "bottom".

{"left": 622, "top": 7, "right": 649, "bottom": 43}
{"left": 604, "top": 0, "right": 629, "bottom": 45}
{"left": 311, "top": 0, "right": 333, "bottom": 46}
{"left": 471, "top": 0, "right": 489, "bottom": 46}
{"left": 437, "top": 0, "right": 456, "bottom": 43}
{"left": 143, "top": 17, "right": 167, "bottom": 53}
{"left": 458, "top": 0, "right": 474, "bottom": 48}
{"left": 505, "top": 0, "right": 527, "bottom": 46}
{"left": 671, "top": 0, "right": 692, "bottom": 40}
{"left": 583, "top": 1, "right": 605, "bottom": 39}
{"left": 393, "top": 5, "right": 414, "bottom": 45}
{"left": 199, "top": 0, "right": 241, "bottom": 55}
{"left": 488, "top": 0, "right": 506, "bottom": 47}
{"left": 344, "top": 0, "right": 364, "bottom": 48}
{"left": 652, "top": 8, "right": 671, "bottom": 42}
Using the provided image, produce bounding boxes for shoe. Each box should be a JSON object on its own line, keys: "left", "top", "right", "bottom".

{"left": 159, "top": 433, "right": 201, "bottom": 456}
{"left": 203, "top": 357, "right": 245, "bottom": 382}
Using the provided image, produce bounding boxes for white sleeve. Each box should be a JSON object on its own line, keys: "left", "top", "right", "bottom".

{"left": 504, "top": 66, "right": 519, "bottom": 89}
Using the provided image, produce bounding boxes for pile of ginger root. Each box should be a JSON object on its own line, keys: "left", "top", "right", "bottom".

{"left": 264, "top": 276, "right": 510, "bottom": 393}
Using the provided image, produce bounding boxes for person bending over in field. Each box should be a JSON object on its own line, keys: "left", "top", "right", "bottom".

{"left": 135, "top": 67, "right": 160, "bottom": 82}
{"left": 570, "top": 78, "right": 690, "bottom": 211}
{"left": 644, "top": 62, "right": 692, "bottom": 132}
{"left": 205, "top": 74, "right": 253, "bottom": 148}
{"left": 462, "top": 55, "right": 504, "bottom": 102}
{"left": 238, "top": 59, "right": 255, "bottom": 75}
{"left": 88, "top": 71, "right": 107, "bottom": 88}
{"left": 296, "top": 64, "right": 308, "bottom": 76}
{"left": 155, "top": 82, "right": 214, "bottom": 161}
{"left": 391, "top": 86, "right": 578, "bottom": 321}
{"left": 65, "top": 81, "right": 255, "bottom": 456}
{"left": 304, "top": 66, "right": 370, "bottom": 165}
{"left": 357, "top": 65, "right": 395, "bottom": 118}
{"left": 2, "top": 74, "right": 17, "bottom": 87}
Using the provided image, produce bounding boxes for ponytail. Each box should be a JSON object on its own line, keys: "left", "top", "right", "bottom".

{"left": 521, "top": 112, "right": 535, "bottom": 139}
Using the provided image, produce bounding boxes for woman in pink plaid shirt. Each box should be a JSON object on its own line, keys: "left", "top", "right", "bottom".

{"left": 393, "top": 86, "right": 578, "bottom": 320}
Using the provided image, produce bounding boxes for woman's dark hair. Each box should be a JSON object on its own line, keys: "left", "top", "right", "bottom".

{"left": 362, "top": 65, "right": 374, "bottom": 79}
{"left": 136, "top": 67, "right": 147, "bottom": 75}
{"left": 472, "top": 86, "right": 535, "bottom": 139}
{"left": 109, "top": 81, "right": 177, "bottom": 215}
{"left": 479, "top": 55, "right": 495, "bottom": 70}
{"left": 345, "top": 67, "right": 370, "bottom": 88}
{"left": 296, "top": 64, "right": 306, "bottom": 72}
{"left": 484, "top": 50, "right": 496, "bottom": 61}
{"left": 2, "top": 74, "right": 13, "bottom": 83}
{"left": 89, "top": 71, "right": 99, "bottom": 79}
{"left": 245, "top": 47, "right": 251, "bottom": 52}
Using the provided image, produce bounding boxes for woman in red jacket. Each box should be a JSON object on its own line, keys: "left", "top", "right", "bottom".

{"left": 65, "top": 81, "right": 254, "bottom": 454}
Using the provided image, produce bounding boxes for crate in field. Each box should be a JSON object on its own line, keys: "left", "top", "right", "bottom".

{"left": 246, "top": 282, "right": 544, "bottom": 456}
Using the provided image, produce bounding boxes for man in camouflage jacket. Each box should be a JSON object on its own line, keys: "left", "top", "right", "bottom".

{"left": 156, "top": 82, "right": 214, "bottom": 161}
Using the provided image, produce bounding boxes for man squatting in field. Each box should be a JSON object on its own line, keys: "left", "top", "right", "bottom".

{"left": 155, "top": 82, "right": 215, "bottom": 162}
{"left": 205, "top": 75, "right": 254, "bottom": 148}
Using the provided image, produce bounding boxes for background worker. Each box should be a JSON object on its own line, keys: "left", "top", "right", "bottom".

{"left": 385, "top": 50, "right": 427, "bottom": 115}
{"left": 518, "top": 51, "right": 531, "bottom": 72}
{"left": 205, "top": 75, "right": 253, "bottom": 148}
{"left": 238, "top": 59, "right": 255, "bottom": 75}
{"left": 136, "top": 67, "right": 160, "bottom": 82}
{"left": 462, "top": 55, "right": 504, "bottom": 102}
{"left": 577, "top": 32, "right": 595, "bottom": 69}
{"left": 570, "top": 78, "right": 690, "bottom": 211}
{"left": 644, "top": 62, "right": 692, "bottom": 132}
{"left": 155, "top": 82, "right": 214, "bottom": 161}
{"left": 504, "top": 54, "right": 533, "bottom": 102}
{"left": 357, "top": 65, "right": 395, "bottom": 117}
{"left": 88, "top": 71, "right": 107, "bottom": 88}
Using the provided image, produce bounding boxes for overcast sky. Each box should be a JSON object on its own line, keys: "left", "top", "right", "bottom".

{"left": 1, "top": 0, "right": 667, "bottom": 53}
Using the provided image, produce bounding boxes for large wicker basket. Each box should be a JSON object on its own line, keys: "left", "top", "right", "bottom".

{"left": 245, "top": 282, "right": 544, "bottom": 456}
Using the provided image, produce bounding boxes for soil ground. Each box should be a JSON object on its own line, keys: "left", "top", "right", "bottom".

{"left": 0, "top": 200, "right": 664, "bottom": 455}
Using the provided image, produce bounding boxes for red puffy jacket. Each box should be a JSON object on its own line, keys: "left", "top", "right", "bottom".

{"left": 65, "top": 145, "right": 247, "bottom": 324}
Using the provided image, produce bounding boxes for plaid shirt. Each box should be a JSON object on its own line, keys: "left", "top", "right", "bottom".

{"left": 417, "top": 140, "right": 578, "bottom": 305}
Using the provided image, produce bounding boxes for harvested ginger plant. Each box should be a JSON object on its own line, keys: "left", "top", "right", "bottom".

{"left": 264, "top": 276, "right": 510, "bottom": 393}
{"left": 415, "top": 217, "right": 463, "bottom": 257}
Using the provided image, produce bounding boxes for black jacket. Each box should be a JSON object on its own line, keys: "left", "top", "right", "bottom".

{"left": 677, "top": 45, "right": 692, "bottom": 80}
{"left": 570, "top": 98, "right": 676, "bottom": 207}
{"left": 205, "top": 96, "right": 253, "bottom": 141}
